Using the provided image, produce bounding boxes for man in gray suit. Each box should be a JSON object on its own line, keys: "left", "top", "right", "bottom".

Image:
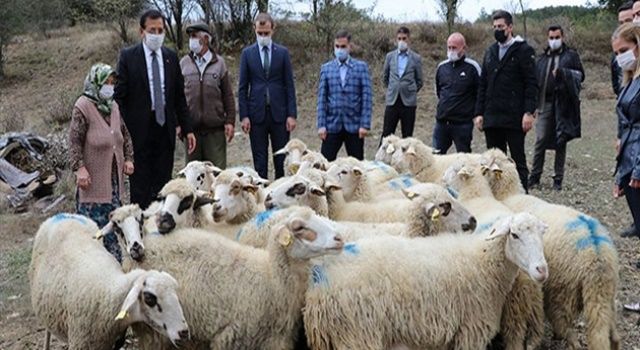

{"left": 381, "top": 26, "right": 423, "bottom": 140}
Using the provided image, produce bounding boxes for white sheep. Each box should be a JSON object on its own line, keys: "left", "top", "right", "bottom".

{"left": 265, "top": 173, "right": 329, "bottom": 216}
{"left": 442, "top": 162, "right": 546, "bottom": 350}
{"left": 29, "top": 213, "right": 189, "bottom": 350}
{"left": 374, "top": 134, "right": 401, "bottom": 165}
{"left": 274, "top": 138, "right": 317, "bottom": 175}
{"left": 304, "top": 212, "right": 549, "bottom": 350}
{"left": 391, "top": 137, "right": 479, "bottom": 183}
{"left": 152, "top": 178, "right": 216, "bottom": 234}
{"left": 211, "top": 170, "right": 262, "bottom": 225}
{"left": 124, "top": 207, "right": 344, "bottom": 349}
{"left": 480, "top": 149, "right": 620, "bottom": 350}
{"left": 177, "top": 160, "right": 221, "bottom": 193}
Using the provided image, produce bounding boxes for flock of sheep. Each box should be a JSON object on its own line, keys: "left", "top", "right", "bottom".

{"left": 28, "top": 135, "right": 620, "bottom": 350}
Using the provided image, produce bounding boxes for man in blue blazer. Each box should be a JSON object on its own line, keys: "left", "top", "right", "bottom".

{"left": 238, "top": 13, "right": 297, "bottom": 179}
{"left": 317, "top": 30, "right": 373, "bottom": 161}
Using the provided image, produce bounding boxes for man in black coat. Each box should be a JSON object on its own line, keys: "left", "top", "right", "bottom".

{"left": 474, "top": 10, "right": 538, "bottom": 191}
{"left": 114, "top": 9, "right": 196, "bottom": 209}
{"left": 529, "top": 25, "right": 584, "bottom": 191}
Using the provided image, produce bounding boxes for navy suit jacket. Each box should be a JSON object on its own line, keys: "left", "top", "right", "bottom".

{"left": 238, "top": 43, "right": 297, "bottom": 123}
{"left": 114, "top": 43, "right": 192, "bottom": 151}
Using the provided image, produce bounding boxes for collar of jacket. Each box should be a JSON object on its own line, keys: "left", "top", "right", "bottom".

{"left": 189, "top": 50, "right": 218, "bottom": 65}
{"left": 335, "top": 57, "right": 353, "bottom": 68}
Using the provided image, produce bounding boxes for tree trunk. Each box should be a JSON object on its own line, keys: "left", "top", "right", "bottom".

{"left": 257, "top": 0, "right": 268, "bottom": 13}
{"left": 0, "top": 41, "right": 4, "bottom": 80}
{"left": 118, "top": 18, "right": 129, "bottom": 44}
{"left": 519, "top": 0, "right": 528, "bottom": 39}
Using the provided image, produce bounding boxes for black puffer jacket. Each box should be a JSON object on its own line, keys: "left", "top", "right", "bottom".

{"left": 475, "top": 37, "right": 538, "bottom": 130}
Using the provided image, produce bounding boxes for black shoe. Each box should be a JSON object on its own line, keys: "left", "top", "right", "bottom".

{"left": 620, "top": 226, "right": 640, "bottom": 238}
{"left": 553, "top": 179, "right": 562, "bottom": 191}
{"left": 528, "top": 176, "right": 540, "bottom": 189}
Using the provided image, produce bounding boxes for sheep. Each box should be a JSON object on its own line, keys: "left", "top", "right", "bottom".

{"left": 29, "top": 213, "right": 189, "bottom": 350}
{"left": 177, "top": 160, "right": 221, "bottom": 193}
{"left": 97, "top": 204, "right": 148, "bottom": 262}
{"left": 442, "top": 162, "right": 545, "bottom": 350}
{"left": 211, "top": 170, "right": 262, "bottom": 225}
{"left": 480, "top": 149, "right": 620, "bottom": 350}
{"left": 374, "top": 134, "right": 401, "bottom": 165}
{"left": 326, "top": 157, "right": 374, "bottom": 202}
{"left": 303, "top": 212, "right": 549, "bottom": 350}
{"left": 152, "top": 178, "right": 216, "bottom": 234}
{"left": 391, "top": 137, "right": 479, "bottom": 183}
{"left": 274, "top": 138, "right": 329, "bottom": 175}
{"left": 123, "top": 207, "right": 344, "bottom": 350}
{"left": 265, "top": 173, "right": 329, "bottom": 216}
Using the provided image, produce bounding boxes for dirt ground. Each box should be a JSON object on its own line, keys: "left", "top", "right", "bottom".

{"left": 1, "top": 28, "right": 639, "bottom": 349}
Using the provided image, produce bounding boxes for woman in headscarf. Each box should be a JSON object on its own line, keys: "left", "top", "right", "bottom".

{"left": 68, "top": 63, "right": 134, "bottom": 262}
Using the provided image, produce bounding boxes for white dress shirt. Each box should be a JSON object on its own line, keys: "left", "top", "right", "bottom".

{"left": 195, "top": 50, "right": 213, "bottom": 78}
{"left": 143, "top": 42, "right": 166, "bottom": 110}
{"left": 258, "top": 41, "right": 273, "bottom": 69}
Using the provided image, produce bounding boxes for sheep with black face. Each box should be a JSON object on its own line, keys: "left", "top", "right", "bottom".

{"left": 152, "top": 178, "right": 216, "bottom": 234}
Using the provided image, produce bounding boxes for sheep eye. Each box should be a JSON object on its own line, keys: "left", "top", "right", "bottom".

{"left": 401, "top": 147, "right": 407, "bottom": 152}
{"left": 340, "top": 170, "right": 348, "bottom": 175}
{"left": 302, "top": 150, "right": 309, "bottom": 156}
{"left": 143, "top": 291, "right": 157, "bottom": 307}
{"left": 511, "top": 232, "right": 520, "bottom": 240}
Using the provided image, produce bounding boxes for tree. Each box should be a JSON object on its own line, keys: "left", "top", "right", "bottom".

{"left": 0, "top": 0, "right": 30, "bottom": 79}
{"left": 257, "top": 0, "right": 268, "bottom": 12}
{"left": 95, "top": 0, "right": 146, "bottom": 44}
{"left": 150, "top": 0, "right": 197, "bottom": 51}
{"left": 598, "top": 0, "right": 627, "bottom": 13}
{"left": 504, "top": 0, "right": 530, "bottom": 38}
{"left": 436, "top": 0, "right": 464, "bottom": 35}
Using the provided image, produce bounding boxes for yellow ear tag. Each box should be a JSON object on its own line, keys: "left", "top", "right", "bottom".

{"left": 278, "top": 231, "right": 293, "bottom": 247}
{"left": 289, "top": 163, "right": 300, "bottom": 174}
{"left": 431, "top": 208, "right": 441, "bottom": 222}
{"left": 94, "top": 231, "right": 104, "bottom": 240}
{"left": 406, "top": 191, "right": 417, "bottom": 199}
{"left": 115, "top": 310, "right": 127, "bottom": 321}
{"left": 494, "top": 170, "right": 503, "bottom": 180}
{"left": 386, "top": 145, "right": 395, "bottom": 154}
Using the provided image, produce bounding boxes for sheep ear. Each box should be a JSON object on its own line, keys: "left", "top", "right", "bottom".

{"left": 401, "top": 188, "right": 419, "bottom": 200}
{"left": 439, "top": 202, "right": 452, "bottom": 216}
{"left": 96, "top": 221, "right": 113, "bottom": 240}
{"left": 405, "top": 146, "right": 417, "bottom": 156}
{"left": 486, "top": 218, "right": 511, "bottom": 241}
{"left": 193, "top": 195, "right": 215, "bottom": 209}
{"left": 309, "top": 185, "right": 326, "bottom": 196}
{"left": 425, "top": 203, "right": 440, "bottom": 221}
{"left": 288, "top": 162, "right": 301, "bottom": 174}
{"left": 116, "top": 275, "right": 145, "bottom": 321}
{"left": 205, "top": 163, "right": 222, "bottom": 177}
{"left": 457, "top": 167, "right": 474, "bottom": 180}
{"left": 274, "top": 147, "right": 289, "bottom": 156}
{"left": 324, "top": 181, "right": 342, "bottom": 192}
{"left": 276, "top": 225, "right": 294, "bottom": 247}
{"left": 480, "top": 165, "right": 490, "bottom": 176}
{"left": 352, "top": 166, "right": 363, "bottom": 177}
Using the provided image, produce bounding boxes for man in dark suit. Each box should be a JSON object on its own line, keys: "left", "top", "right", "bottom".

{"left": 114, "top": 9, "right": 196, "bottom": 209}
{"left": 238, "top": 12, "right": 297, "bottom": 180}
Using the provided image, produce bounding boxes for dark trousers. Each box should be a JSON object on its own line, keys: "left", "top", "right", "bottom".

{"left": 187, "top": 128, "right": 227, "bottom": 169}
{"left": 432, "top": 120, "right": 473, "bottom": 154}
{"left": 130, "top": 115, "right": 173, "bottom": 209}
{"left": 321, "top": 129, "right": 364, "bottom": 161}
{"left": 249, "top": 107, "right": 289, "bottom": 180}
{"left": 621, "top": 173, "right": 640, "bottom": 233}
{"left": 530, "top": 101, "right": 566, "bottom": 181}
{"left": 484, "top": 127, "right": 529, "bottom": 191}
{"left": 380, "top": 98, "right": 417, "bottom": 139}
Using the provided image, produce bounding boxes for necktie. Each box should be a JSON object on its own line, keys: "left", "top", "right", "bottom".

{"left": 262, "top": 46, "right": 270, "bottom": 105}
{"left": 151, "top": 51, "right": 165, "bottom": 126}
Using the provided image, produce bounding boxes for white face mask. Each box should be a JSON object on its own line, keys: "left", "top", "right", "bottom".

{"left": 144, "top": 32, "right": 165, "bottom": 51}
{"left": 189, "top": 38, "right": 203, "bottom": 54}
{"left": 257, "top": 35, "right": 272, "bottom": 47}
{"left": 99, "top": 84, "right": 114, "bottom": 99}
{"left": 617, "top": 48, "right": 638, "bottom": 72}
{"left": 397, "top": 40, "right": 408, "bottom": 51}
{"left": 548, "top": 39, "right": 562, "bottom": 51}
{"left": 447, "top": 50, "right": 461, "bottom": 62}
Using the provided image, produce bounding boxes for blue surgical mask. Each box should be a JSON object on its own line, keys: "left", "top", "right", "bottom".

{"left": 334, "top": 48, "right": 349, "bottom": 62}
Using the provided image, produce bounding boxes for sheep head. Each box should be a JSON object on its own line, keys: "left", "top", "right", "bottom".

{"left": 374, "top": 134, "right": 401, "bottom": 164}
{"left": 264, "top": 175, "right": 327, "bottom": 212}
{"left": 155, "top": 178, "right": 215, "bottom": 234}
{"left": 177, "top": 160, "right": 221, "bottom": 193}
{"left": 273, "top": 207, "right": 344, "bottom": 259}
{"left": 101, "top": 204, "right": 148, "bottom": 262}
{"left": 117, "top": 270, "right": 190, "bottom": 346}
{"left": 486, "top": 213, "right": 548, "bottom": 283}
{"left": 212, "top": 171, "right": 259, "bottom": 223}
{"left": 326, "top": 158, "right": 366, "bottom": 201}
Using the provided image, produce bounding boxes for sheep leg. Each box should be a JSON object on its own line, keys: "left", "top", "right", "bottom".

{"left": 609, "top": 317, "right": 620, "bottom": 350}
{"left": 583, "top": 282, "right": 617, "bottom": 350}
{"left": 43, "top": 330, "right": 50, "bottom": 350}
{"left": 544, "top": 291, "right": 579, "bottom": 350}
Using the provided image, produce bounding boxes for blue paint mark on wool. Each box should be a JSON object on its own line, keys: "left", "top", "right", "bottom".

{"left": 388, "top": 180, "right": 401, "bottom": 190}
{"left": 311, "top": 265, "right": 328, "bottom": 286}
{"left": 566, "top": 215, "right": 612, "bottom": 253}
{"left": 235, "top": 228, "right": 244, "bottom": 241}
{"left": 254, "top": 208, "right": 280, "bottom": 228}
{"left": 446, "top": 186, "right": 459, "bottom": 199}
{"left": 51, "top": 213, "right": 90, "bottom": 225}
{"left": 400, "top": 175, "right": 414, "bottom": 187}
{"left": 476, "top": 222, "right": 494, "bottom": 234}
{"left": 344, "top": 243, "right": 360, "bottom": 255}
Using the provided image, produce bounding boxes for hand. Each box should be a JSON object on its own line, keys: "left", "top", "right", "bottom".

{"left": 123, "top": 161, "right": 134, "bottom": 175}
{"left": 613, "top": 184, "right": 624, "bottom": 198}
{"left": 241, "top": 118, "right": 251, "bottom": 134}
{"left": 615, "top": 139, "right": 621, "bottom": 154}
{"left": 186, "top": 133, "right": 197, "bottom": 154}
{"left": 224, "top": 124, "right": 235, "bottom": 143}
{"left": 473, "top": 116, "right": 483, "bottom": 132}
{"left": 522, "top": 113, "right": 535, "bottom": 133}
{"left": 286, "top": 117, "right": 297, "bottom": 132}
{"left": 75, "top": 166, "right": 91, "bottom": 190}
{"left": 358, "top": 128, "right": 368, "bottom": 139}
{"left": 318, "top": 128, "right": 327, "bottom": 141}
{"left": 631, "top": 178, "right": 640, "bottom": 189}
{"left": 176, "top": 126, "right": 183, "bottom": 140}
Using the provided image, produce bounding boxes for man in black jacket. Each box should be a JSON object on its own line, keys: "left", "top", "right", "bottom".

{"left": 114, "top": 10, "right": 196, "bottom": 209}
{"left": 474, "top": 10, "right": 538, "bottom": 191}
{"left": 529, "top": 25, "right": 584, "bottom": 191}
{"left": 612, "top": 1, "right": 634, "bottom": 97}
{"left": 433, "top": 32, "right": 480, "bottom": 153}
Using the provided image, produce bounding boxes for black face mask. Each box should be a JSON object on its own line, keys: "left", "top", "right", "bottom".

{"left": 494, "top": 29, "right": 508, "bottom": 43}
